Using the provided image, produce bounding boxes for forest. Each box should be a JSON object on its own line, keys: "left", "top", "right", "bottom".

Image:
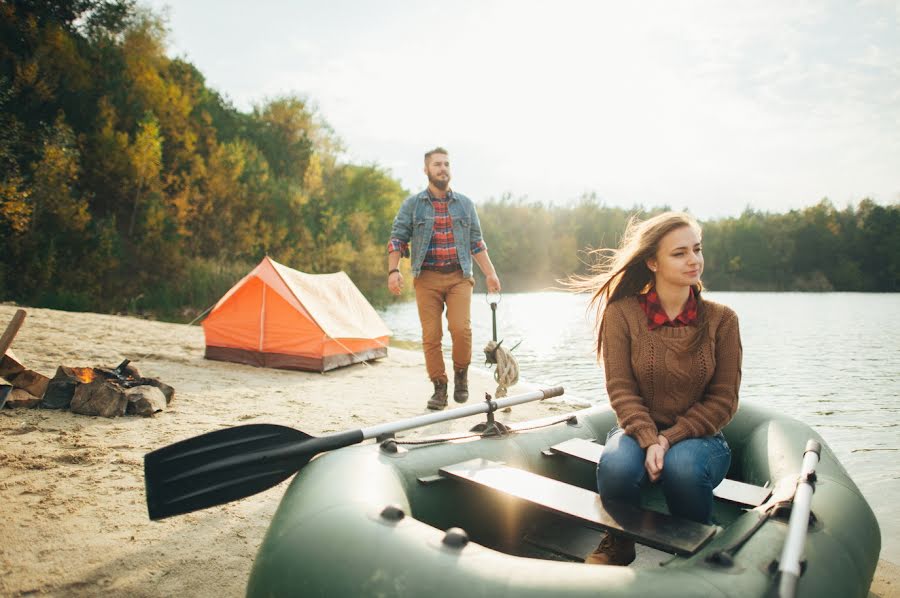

{"left": 2, "top": 1, "right": 897, "bottom": 322}
{"left": 480, "top": 194, "right": 898, "bottom": 293}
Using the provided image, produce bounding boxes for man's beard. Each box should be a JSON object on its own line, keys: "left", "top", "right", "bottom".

{"left": 428, "top": 174, "right": 450, "bottom": 190}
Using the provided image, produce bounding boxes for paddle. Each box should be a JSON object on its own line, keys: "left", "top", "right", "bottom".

{"left": 775, "top": 439, "right": 821, "bottom": 598}
{"left": 145, "top": 385, "right": 564, "bottom": 520}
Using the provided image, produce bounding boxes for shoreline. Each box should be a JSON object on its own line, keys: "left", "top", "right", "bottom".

{"left": 0, "top": 305, "right": 894, "bottom": 597}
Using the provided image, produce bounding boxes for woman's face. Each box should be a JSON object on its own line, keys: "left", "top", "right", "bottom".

{"left": 647, "top": 225, "right": 703, "bottom": 288}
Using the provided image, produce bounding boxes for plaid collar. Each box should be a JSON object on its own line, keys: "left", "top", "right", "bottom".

{"left": 638, "top": 287, "right": 698, "bottom": 330}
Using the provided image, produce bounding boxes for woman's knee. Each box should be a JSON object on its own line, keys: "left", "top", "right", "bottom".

{"left": 597, "top": 433, "right": 645, "bottom": 496}
{"left": 664, "top": 437, "right": 731, "bottom": 487}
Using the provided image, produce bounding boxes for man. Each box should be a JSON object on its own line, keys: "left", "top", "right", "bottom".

{"left": 388, "top": 147, "right": 501, "bottom": 410}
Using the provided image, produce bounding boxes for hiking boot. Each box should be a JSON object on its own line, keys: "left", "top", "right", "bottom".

{"left": 584, "top": 533, "right": 636, "bottom": 566}
{"left": 426, "top": 379, "right": 448, "bottom": 410}
{"left": 453, "top": 367, "right": 469, "bottom": 403}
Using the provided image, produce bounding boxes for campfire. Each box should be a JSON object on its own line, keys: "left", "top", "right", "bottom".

{"left": 72, "top": 367, "right": 96, "bottom": 384}
{"left": 42, "top": 359, "right": 174, "bottom": 417}
{"left": 3, "top": 356, "right": 174, "bottom": 419}
{"left": 1, "top": 310, "right": 175, "bottom": 417}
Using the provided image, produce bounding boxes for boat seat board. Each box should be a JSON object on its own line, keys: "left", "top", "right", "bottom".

{"left": 548, "top": 438, "right": 772, "bottom": 508}
{"left": 439, "top": 458, "right": 717, "bottom": 556}
{"left": 523, "top": 518, "right": 671, "bottom": 567}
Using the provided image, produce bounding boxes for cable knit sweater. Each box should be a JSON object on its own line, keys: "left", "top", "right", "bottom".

{"left": 601, "top": 295, "right": 742, "bottom": 449}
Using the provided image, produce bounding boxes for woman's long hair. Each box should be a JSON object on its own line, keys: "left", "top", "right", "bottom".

{"left": 569, "top": 211, "right": 708, "bottom": 356}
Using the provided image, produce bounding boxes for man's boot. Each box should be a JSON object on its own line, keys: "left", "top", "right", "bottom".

{"left": 453, "top": 367, "right": 469, "bottom": 403}
{"left": 426, "top": 379, "right": 448, "bottom": 410}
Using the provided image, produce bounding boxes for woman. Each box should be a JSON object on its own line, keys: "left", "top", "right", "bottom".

{"left": 578, "top": 212, "right": 742, "bottom": 566}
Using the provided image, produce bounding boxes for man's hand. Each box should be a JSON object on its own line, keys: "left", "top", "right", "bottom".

{"left": 644, "top": 436, "right": 669, "bottom": 482}
{"left": 388, "top": 271, "right": 404, "bottom": 296}
{"left": 485, "top": 273, "right": 501, "bottom": 294}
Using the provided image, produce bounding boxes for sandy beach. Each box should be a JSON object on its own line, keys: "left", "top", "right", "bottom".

{"left": 0, "top": 304, "right": 895, "bottom": 597}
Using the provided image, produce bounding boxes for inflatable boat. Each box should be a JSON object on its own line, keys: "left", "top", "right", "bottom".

{"left": 240, "top": 399, "right": 880, "bottom": 597}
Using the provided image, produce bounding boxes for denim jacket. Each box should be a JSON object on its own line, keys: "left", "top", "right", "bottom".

{"left": 389, "top": 190, "right": 484, "bottom": 278}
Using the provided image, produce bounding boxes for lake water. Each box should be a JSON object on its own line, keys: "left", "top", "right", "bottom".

{"left": 380, "top": 292, "right": 900, "bottom": 563}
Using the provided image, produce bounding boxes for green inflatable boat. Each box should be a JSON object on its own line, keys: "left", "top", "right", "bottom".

{"left": 241, "top": 400, "right": 880, "bottom": 597}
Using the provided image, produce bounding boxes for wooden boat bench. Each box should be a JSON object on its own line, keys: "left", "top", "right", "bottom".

{"left": 544, "top": 437, "right": 772, "bottom": 508}
{"left": 439, "top": 458, "right": 717, "bottom": 556}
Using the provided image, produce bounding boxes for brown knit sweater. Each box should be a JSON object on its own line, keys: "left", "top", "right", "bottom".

{"left": 601, "top": 295, "right": 742, "bottom": 449}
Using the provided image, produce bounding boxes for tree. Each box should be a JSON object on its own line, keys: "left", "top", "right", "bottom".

{"left": 127, "top": 111, "right": 162, "bottom": 235}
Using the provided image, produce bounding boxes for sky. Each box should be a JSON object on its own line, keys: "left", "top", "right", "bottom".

{"left": 142, "top": 0, "right": 900, "bottom": 219}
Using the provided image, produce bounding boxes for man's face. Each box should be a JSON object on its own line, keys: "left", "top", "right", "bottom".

{"left": 425, "top": 153, "right": 451, "bottom": 190}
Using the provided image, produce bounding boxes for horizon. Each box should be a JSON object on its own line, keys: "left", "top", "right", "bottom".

{"left": 144, "top": 0, "right": 899, "bottom": 219}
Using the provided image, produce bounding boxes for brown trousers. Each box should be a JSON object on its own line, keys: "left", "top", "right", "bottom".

{"left": 414, "top": 270, "right": 474, "bottom": 382}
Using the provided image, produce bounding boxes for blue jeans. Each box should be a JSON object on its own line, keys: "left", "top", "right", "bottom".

{"left": 596, "top": 427, "right": 731, "bottom": 524}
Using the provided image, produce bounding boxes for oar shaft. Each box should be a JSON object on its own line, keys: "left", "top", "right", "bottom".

{"left": 359, "top": 386, "right": 564, "bottom": 441}
{"left": 777, "top": 439, "right": 821, "bottom": 598}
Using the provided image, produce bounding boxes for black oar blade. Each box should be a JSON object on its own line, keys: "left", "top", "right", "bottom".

{"left": 145, "top": 423, "right": 313, "bottom": 520}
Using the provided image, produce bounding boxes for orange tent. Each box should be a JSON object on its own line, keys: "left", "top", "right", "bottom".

{"left": 202, "top": 257, "right": 391, "bottom": 372}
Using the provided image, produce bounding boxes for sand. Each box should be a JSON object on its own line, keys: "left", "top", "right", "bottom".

{"left": 0, "top": 304, "right": 575, "bottom": 597}
{"left": 0, "top": 304, "right": 894, "bottom": 598}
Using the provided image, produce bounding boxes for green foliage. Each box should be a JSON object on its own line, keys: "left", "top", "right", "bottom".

{"left": 701, "top": 200, "right": 899, "bottom": 292}
{"left": 480, "top": 196, "right": 899, "bottom": 293}
{"left": 0, "top": 1, "right": 407, "bottom": 317}
{"left": 480, "top": 196, "right": 669, "bottom": 291}
{"left": 140, "top": 257, "right": 254, "bottom": 319}
{"left": 0, "top": 0, "right": 896, "bottom": 324}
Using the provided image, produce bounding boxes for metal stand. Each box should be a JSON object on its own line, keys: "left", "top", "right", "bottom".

{"left": 484, "top": 301, "right": 501, "bottom": 366}
{"left": 490, "top": 301, "right": 498, "bottom": 344}
{"left": 469, "top": 393, "right": 511, "bottom": 437}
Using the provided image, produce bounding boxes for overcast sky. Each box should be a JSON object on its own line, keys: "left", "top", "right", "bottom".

{"left": 143, "top": 0, "right": 899, "bottom": 219}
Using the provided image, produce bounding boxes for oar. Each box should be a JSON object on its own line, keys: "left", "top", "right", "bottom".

{"left": 145, "top": 386, "right": 564, "bottom": 520}
{"left": 775, "top": 439, "right": 821, "bottom": 598}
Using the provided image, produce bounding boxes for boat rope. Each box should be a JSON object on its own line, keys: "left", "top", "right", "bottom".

{"left": 484, "top": 340, "right": 519, "bottom": 398}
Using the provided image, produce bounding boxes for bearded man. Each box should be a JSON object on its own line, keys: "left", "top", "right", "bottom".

{"left": 387, "top": 147, "right": 502, "bottom": 410}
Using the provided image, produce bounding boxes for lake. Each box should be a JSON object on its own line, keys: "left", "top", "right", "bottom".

{"left": 380, "top": 292, "right": 900, "bottom": 563}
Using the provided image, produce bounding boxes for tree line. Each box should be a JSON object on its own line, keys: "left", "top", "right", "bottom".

{"left": 2, "top": 1, "right": 896, "bottom": 323}
{"left": 479, "top": 194, "right": 898, "bottom": 293}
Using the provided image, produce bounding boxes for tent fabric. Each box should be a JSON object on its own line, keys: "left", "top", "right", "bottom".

{"left": 202, "top": 257, "right": 390, "bottom": 372}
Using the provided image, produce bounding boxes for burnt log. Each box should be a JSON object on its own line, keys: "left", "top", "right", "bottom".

{"left": 137, "top": 378, "right": 174, "bottom": 404}
{"left": 9, "top": 369, "right": 50, "bottom": 398}
{"left": 0, "top": 345, "right": 49, "bottom": 399}
{"left": 70, "top": 378, "right": 127, "bottom": 417}
{"left": 6, "top": 388, "right": 42, "bottom": 408}
{"left": 0, "top": 352, "right": 25, "bottom": 380}
{"left": 41, "top": 366, "right": 90, "bottom": 409}
{"left": 125, "top": 385, "right": 166, "bottom": 416}
{"left": 93, "top": 366, "right": 174, "bottom": 405}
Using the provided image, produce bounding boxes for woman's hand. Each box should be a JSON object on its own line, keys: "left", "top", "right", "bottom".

{"left": 644, "top": 435, "right": 670, "bottom": 482}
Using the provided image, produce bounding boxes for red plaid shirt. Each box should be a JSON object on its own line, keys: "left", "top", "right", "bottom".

{"left": 387, "top": 190, "right": 486, "bottom": 267}
{"left": 638, "top": 287, "right": 698, "bottom": 330}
